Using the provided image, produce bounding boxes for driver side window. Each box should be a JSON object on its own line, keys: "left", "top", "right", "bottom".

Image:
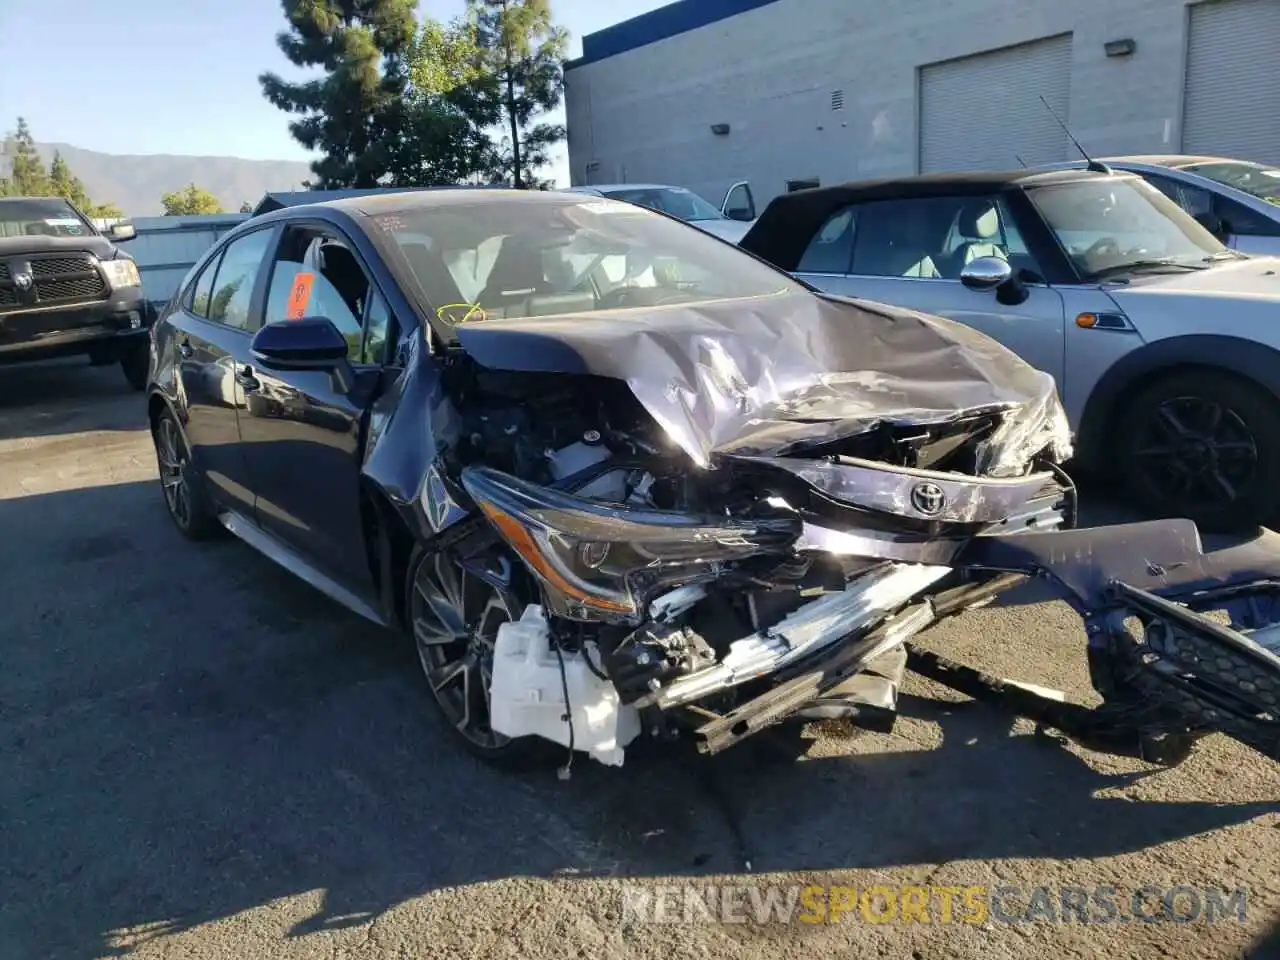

{"left": 264, "top": 225, "right": 386, "bottom": 364}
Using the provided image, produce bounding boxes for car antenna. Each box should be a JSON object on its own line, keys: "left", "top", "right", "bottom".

{"left": 1015, "top": 154, "right": 1028, "bottom": 169}
{"left": 1038, "top": 95, "right": 1111, "bottom": 174}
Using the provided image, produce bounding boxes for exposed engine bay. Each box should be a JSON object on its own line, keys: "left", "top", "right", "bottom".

{"left": 417, "top": 293, "right": 1280, "bottom": 770}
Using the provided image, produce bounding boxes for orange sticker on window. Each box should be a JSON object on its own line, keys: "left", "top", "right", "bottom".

{"left": 285, "top": 271, "right": 315, "bottom": 319}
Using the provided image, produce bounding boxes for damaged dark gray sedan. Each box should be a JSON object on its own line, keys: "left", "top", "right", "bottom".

{"left": 146, "top": 189, "right": 1280, "bottom": 771}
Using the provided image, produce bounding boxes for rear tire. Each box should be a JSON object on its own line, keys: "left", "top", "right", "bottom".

{"left": 152, "top": 408, "right": 220, "bottom": 540}
{"left": 121, "top": 340, "right": 149, "bottom": 391}
{"left": 1114, "top": 371, "right": 1280, "bottom": 533}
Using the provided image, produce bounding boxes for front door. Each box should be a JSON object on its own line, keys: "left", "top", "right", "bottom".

{"left": 792, "top": 193, "right": 1067, "bottom": 385}
{"left": 166, "top": 226, "right": 277, "bottom": 514}
{"left": 233, "top": 221, "right": 393, "bottom": 593}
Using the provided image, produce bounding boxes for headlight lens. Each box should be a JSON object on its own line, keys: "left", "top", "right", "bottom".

{"left": 101, "top": 259, "right": 141, "bottom": 289}
{"left": 460, "top": 466, "right": 800, "bottom": 623}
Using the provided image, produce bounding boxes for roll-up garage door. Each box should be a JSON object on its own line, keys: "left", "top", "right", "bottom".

{"left": 919, "top": 34, "right": 1073, "bottom": 173}
{"left": 1183, "top": 0, "right": 1280, "bottom": 165}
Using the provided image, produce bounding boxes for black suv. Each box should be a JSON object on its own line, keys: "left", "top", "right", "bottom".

{"left": 0, "top": 196, "right": 149, "bottom": 389}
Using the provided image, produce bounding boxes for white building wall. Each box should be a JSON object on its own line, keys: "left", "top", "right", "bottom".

{"left": 564, "top": 0, "right": 1204, "bottom": 209}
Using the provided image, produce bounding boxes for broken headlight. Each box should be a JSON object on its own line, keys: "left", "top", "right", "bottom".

{"left": 460, "top": 466, "right": 799, "bottom": 624}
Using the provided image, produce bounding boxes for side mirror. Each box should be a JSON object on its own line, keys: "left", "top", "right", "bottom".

{"left": 960, "top": 255, "right": 1013, "bottom": 291}
{"left": 250, "top": 317, "right": 355, "bottom": 392}
{"left": 108, "top": 222, "right": 136, "bottom": 242}
{"left": 960, "top": 255, "right": 1028, "bottom": 306}
{"left": 724, "top": 206, "right": 754, "bottom": 222}
{"left": 1193, "top": 211, "right": 1227, "bottom": 238}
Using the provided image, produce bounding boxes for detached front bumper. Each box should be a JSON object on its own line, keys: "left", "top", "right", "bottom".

{"left": 696, "top": 520, "right": 1280, "bottom": 762}
{"left": 0, "top": 289, "right": 149, "bottom": 364}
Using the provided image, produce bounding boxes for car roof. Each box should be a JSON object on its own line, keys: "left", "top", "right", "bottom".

{"left": 738, "top": 168, "right": 1132, "bottom": 270}
{"left": 261, "top": 188, "right": 596, "bottom": 221}
{"left": 1063, "top": 154, "right": 1251, "bottom": 169}
{"left": 571, "top": 183, "right": 693, "bottom": 192}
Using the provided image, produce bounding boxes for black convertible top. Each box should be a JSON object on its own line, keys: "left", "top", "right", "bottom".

{"left": 738, "top": 167, "right": 1125, "bottom": 272}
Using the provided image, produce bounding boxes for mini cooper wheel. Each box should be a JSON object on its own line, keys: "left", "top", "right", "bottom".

{"left": 1116, "top": 371, "right": 1280, "bottom": 533}
{"left": 407, "top": 547, "right": 549, "bottom": 766}
{"left": 153, "top": 409, "right": 219, "bottom": 540}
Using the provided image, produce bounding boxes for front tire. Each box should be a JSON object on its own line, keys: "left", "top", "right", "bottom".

{"left": 406, "top": 545, "right": 552, "bottom": 767}
{"left": 1115, "top": 371, "right": 1280, "bottom": 532}
{"left": 152, "top": 408, "right": 220, "bottom": 540}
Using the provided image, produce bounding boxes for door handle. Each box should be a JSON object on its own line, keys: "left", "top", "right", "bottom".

{"left": 236, "top": 366, "right": 261, "bottom": 391}
{"left": 177, "top": 339, "right": 193, "bottom": 359}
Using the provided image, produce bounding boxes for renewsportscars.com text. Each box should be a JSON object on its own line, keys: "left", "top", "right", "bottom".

{"left": 620, "top": 883, "right": 1249, "bottom": 926}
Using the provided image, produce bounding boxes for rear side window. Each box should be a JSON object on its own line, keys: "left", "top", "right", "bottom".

{"left": 797, "top": 206, "right": 857, "bottom": 273}
{"left": 208, "top": 229, "right": 274, "bottom": 332}
{"left": 185, "top": 254, "right": 221, "bottom": 318}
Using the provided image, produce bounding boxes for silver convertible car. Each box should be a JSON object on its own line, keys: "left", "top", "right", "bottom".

{"left": 739, "top": 168, "right": 1280, "bottom": 532}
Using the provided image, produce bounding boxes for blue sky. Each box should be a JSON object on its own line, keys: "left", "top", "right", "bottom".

{"left": 0, "top": 0, "right": 668, "bottom": 185}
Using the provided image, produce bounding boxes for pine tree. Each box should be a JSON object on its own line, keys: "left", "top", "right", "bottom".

{"left": 466, "top": 0, "right": 568, "bottom": 188}
{"left": 3, "top": 117, "right": 51, "bottom": 196}
{"left": 260, "top": 0, "right": 418, "bottom": 188}
{"left": 49, "top": 152, "right": 93, "bottom": 211}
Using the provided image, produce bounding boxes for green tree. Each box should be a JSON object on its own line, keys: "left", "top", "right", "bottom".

{"left": 161, "top": 183, "right": 225, "bottom": 216}
{"left": 1, "top": 117, "right": 51, "bottom": 196}
{"left": 465, "top": 0, "right": 568, "bottom": 188}
{"left": 392, "top": 16, "right": 496, "bottom": 185}
{"left": 49, "top": 151, "right": 92, "bottom": 209}
{"left": 0, "top": 117, "right": 125, "bottom": 216}
{"left": 260, "top": 0, "right": 418, "bottom": 188}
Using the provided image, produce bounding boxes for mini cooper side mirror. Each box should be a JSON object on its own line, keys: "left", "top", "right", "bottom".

{"left": 960, "top": 256, "right": 1028, "bottom": 306}
{"left": 960, "top": 255, "right": 1013, "bottom": 290}
{"left": 250, "top": 317, "right": 355, "bottom": 392}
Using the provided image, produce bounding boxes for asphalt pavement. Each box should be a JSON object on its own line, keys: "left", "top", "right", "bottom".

{"left": 0, "top": 360, "right": 1276, "bottom": 960}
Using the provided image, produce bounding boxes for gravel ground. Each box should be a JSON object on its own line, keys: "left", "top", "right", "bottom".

{"left": 0, "top": 360, "right": 1276, "bottom": 960}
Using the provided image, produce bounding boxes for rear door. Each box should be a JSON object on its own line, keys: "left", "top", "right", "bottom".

{"left": 165, "top": 226, "right": 276, "bottom": 514}
{"left": 792, "top": 193, "right": 1067, "bottom": 384}
{"left": 233, "top": 220, "right": 392, "bottom": 593}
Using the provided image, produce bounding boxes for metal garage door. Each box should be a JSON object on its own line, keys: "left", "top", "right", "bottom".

{"left": 919, "top": 34, "right": 1073, "bottom": 173}
{"left": 1183, "top": 0, "right": 1280, "bottom": 164}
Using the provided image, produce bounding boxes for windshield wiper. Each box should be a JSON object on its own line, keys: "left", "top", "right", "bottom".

{"left": 1088, "top": 258, "right": 1209, "bottom": 281}
{"left": 1202, "top": 251, "right": 1245, "bottom": 263}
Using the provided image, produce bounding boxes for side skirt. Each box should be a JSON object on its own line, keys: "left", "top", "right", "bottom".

{"left": 218, "top": 509, "right": 389, "bottom": 628}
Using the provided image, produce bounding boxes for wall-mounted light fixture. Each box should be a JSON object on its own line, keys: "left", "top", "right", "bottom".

{"left": 710, "top": 123, "right": 731, "bottom": 136}
{"left": 1104, "top": 38, "right": 1137, "bottom": 57}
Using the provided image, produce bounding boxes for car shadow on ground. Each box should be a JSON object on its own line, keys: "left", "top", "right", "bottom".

{"left": 2, "top": 479, "right": 1275, "bottom": 959}
{"left": 0, "top": 360, "right": 145, "bottom": 442}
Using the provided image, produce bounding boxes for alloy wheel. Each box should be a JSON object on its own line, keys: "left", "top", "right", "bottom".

{"left": 411, "top": 551, "right": 517, "bottom": 751}
{"left": 1130, "top": 396, "right": 1258, "bottom": 508}
{"left": 155, "top": 417, "right": 192, "bottom": 528}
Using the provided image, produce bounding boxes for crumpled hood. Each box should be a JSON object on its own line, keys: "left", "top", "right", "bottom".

{"left": 454, "top": 291, "right": 1072, "bottom": 476}
{"left": 0, "top": 234, "right": 125, "bottom": 260}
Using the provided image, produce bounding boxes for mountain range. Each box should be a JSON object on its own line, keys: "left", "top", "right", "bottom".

{"left": 34, "top": 142, "right": 315, "bottom": 217}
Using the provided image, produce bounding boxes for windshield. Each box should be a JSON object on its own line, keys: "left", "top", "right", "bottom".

{"left": 1181, "top": 160, "right": 1280, "bottom": 204}
{"left": 1026, "top": 176, "right": 1226, "bottom": 279}
{"left": 599, "top": 187, "right": 726, "bottom": 222}
{"left": 0, "top": 197, "right": 96, "bottom": 240}
{"left": 369, "top": 195, "right": 801, "bottom": 325}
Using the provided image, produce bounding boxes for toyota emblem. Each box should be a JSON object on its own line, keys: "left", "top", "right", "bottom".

{"left": 910, "top": 481, "right": 947, "bottom": 517}
{"left": 13, "top": 271, "right": 33, "bottom": 291}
